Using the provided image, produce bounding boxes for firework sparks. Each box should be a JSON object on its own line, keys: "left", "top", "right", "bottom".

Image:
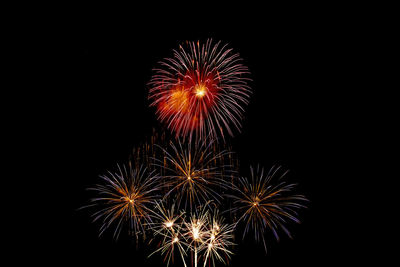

{"left": 184, "top": 205, "right": 210, "bottom": 267}
{"left": 86, "top": 163, "right": 160, "bottom": 239}
{"left": 230, "top": 165, "right": 308, "bottom": 251}
{"left": 153, "top": 138, "right": 234, "bottom": 210}
{"left": 150, "top": 203, "right": 235, "bottom": 267}
{"left": 184, "top": 204, "right": 210, "bottom": 247}
{"left": 149, "top": 201, "right": 185, "bottom": 236}
{"left": 202, "top": 209, "right": 235, "bottom": 267}
{"left": 129, "top": 128, "right": 166, "bottom": 173}
{"left": 148, "top": 212, "right": 188, "bottom": 267}
{"left": 148, "top": 39, "right": 251, "bottom": 141}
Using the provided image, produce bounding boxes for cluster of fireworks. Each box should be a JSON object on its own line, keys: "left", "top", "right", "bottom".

{"left": 148, "top": 202, "right": 235, "bottom": 267}
{"left": 84, "top": 39, "right": 307, "bottom": 266}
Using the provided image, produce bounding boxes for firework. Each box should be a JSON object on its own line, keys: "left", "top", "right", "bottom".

{"left": 184, "top": 204, "right": 210, "bottom": 247}
{"left": 149, "top": 201, "right": 185, "bottom": 236}
{"left": 229, "top": 165, "right": 308, "bottom": 251}
{"left": 148, "top": 202, "right": 188, "bottom": 267}
{"left": 86, "top": 163, "right": 160, "bottom": 239}
{"left": 202, "top": 209, "right": 235, "bottom": 267}
{"left": 153, "top": 137, "right": 234, "bottom": 210}
{"left": 150, "top": 202, "right": 235, "bottom": 267}
{"left": 148, "top": 39, "right": 251, "bottom": 141}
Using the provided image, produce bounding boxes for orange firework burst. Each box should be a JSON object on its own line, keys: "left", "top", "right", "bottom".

{"left": 148, "top": 39, "right": 251, "bottom": 141}
{"left": 153, "top": 138, "right": 234, "bottom": 210}
{"left": 230, "top": 165, "right": 308, "bottom": 251}
{"left": 86, "top": 163, "right": 160, "bottom": 239}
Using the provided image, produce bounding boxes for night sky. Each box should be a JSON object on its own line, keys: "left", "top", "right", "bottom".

{"left": 37, "top": 5, "right": 352, "bottom": 266}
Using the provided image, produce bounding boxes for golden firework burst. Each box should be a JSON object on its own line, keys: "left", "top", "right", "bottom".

{"left": 87, "top": 163, "right": 160, "bottom": 239}
{"left": 230, "top": 165, "right": 308, "bottom": 251}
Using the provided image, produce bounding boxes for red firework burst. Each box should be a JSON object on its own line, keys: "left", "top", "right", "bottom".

{"left": 148, "top": 39, "right": 251, "bottom": 141}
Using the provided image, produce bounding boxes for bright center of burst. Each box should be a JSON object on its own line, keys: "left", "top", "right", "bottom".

{"left": 194, "top": 84, "right": 207, "bottom": 98}
{"left": 173, "top": 237, "right": 179, "bottom": 243}
{"left": 193, "top": 228, "right": 200, "bottom": 240}
{"left": 165, "top": 221, "right": 173, "bottom": 228}
{"left": 253, "top": 196, "right": 260, "bottom": 206}
{"left": 123, "top": 197, "right": 135, "bottom": 204}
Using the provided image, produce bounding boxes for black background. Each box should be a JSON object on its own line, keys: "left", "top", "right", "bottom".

{"left": 34, "top": 4, "right": 358, "bottom": 266}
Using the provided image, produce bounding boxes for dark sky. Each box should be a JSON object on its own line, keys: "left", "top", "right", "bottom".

{"left": 36, "top": 5, "right": 355, "bottom": 266}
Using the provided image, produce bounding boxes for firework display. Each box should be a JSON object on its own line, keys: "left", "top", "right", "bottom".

{"left": 83, "top": 39, "right": 308, "bottom": 266}
{"left": 148, "top": 39, "right": 251, "bottom": 141}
